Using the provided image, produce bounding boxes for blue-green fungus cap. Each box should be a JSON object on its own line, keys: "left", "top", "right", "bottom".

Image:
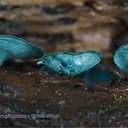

{"left": 114, "top": 44, "right": 128, "bottom": 73}
{"left": 37, "top": 50, "right": 101, "bottom": 77}
{"left": 0, "top": 35, "right": 44, "bottom": 66}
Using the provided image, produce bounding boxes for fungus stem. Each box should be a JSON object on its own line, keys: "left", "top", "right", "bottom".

{"left": 37, "top": 61, "right": 43, "bottom": 65}
{"left": 0, "top": 51, "right": 10, "bottom": 67}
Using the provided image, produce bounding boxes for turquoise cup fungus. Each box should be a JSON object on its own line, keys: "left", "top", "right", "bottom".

{"left": 37, "top": 51, "right": 101, "bottom": 77}
{"left": 0, "top": 35, "right": 44, "bottom": 66}
{"left": 114, "top": 44, "right": 128, "bottom": 73}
